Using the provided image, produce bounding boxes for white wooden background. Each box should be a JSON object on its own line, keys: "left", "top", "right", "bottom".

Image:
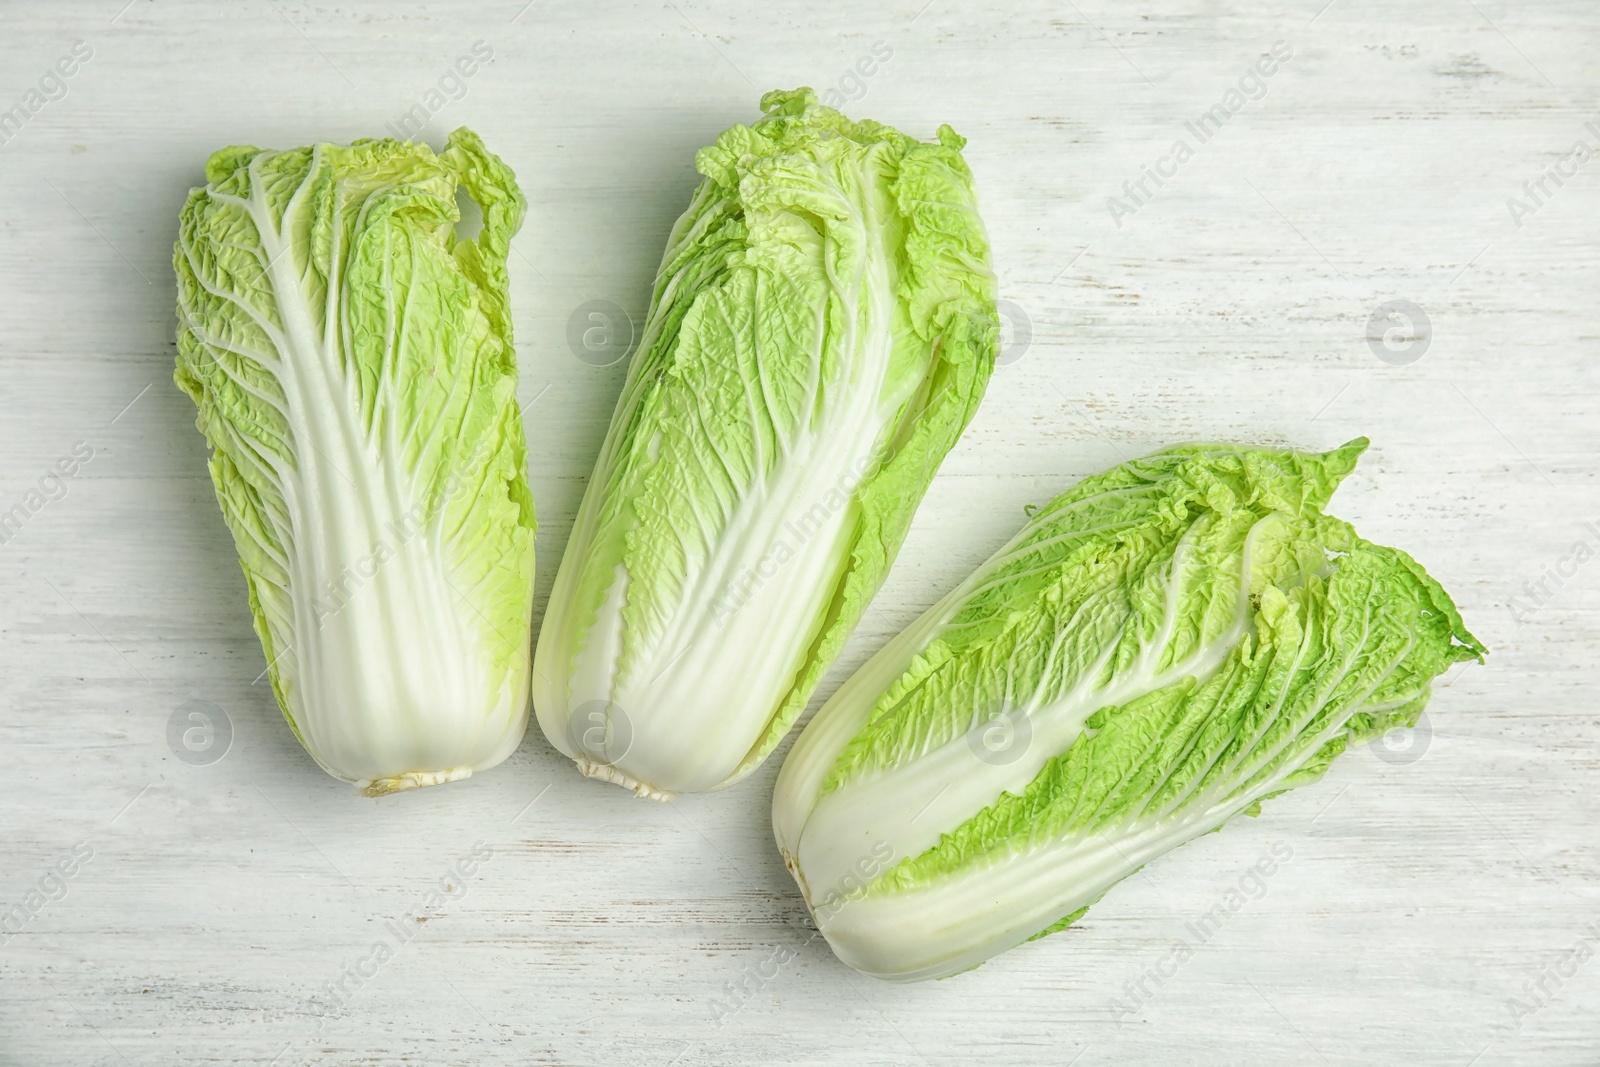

{"left": 1, "top": 1, "right": 1595, "bottom": 1064}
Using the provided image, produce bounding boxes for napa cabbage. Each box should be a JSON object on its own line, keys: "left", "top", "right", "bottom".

{"left": 773, "top": 440, "right": 1484, "bottom": 981}
{"left": 532, "top": 89, "right": 999, "bottom": 797}
{"left": 173, "top": 129, "right": 536, "bottom": 795}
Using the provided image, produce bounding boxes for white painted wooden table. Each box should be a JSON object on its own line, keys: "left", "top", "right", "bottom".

{"left": 1, "top": 1, "right": 1595, "bottom": 1063}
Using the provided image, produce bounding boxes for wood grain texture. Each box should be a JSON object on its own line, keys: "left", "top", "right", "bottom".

{"left": 0, "top": 0, "right": 1595, "bottom": 1063}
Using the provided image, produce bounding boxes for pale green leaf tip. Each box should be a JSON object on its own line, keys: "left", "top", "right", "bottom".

{"left": 759, "top": 86, "right": 819, "bottom": 115}
{"left": 203, "top": 144, "right": 260, "bottom": 183}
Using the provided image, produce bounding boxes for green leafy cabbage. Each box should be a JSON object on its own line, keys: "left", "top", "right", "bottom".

{"left": 174, "top": 129, "right": 536, "bottom": 795}
{"left": 532, "top": 88, "right": 999, "bottom": 797}
{"left": 773, "top": 440, "right": 1484, "bottom": 981}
